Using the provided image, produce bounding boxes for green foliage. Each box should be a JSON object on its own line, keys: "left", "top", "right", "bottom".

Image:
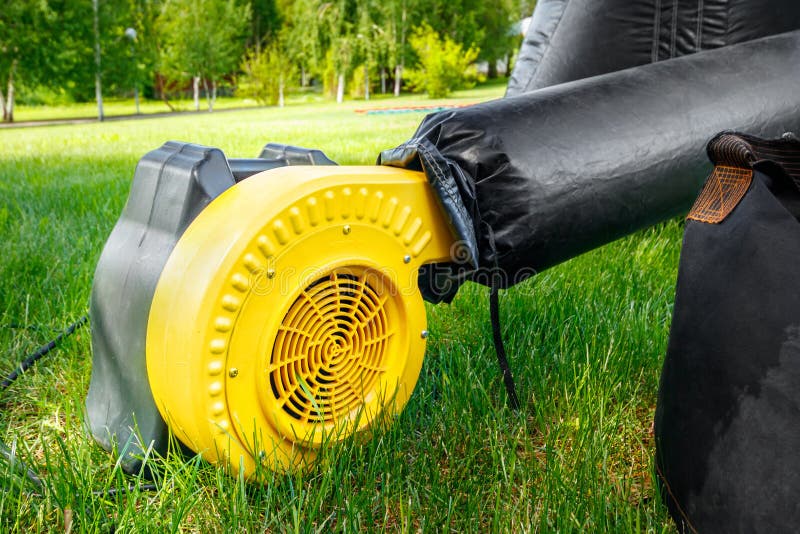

{"left": 282, "top": 0, "right": 325, "bottom": 78}
{"left": 319, "top": 0, "right": 355, "bottom": 79}
{"left": 0, "top": 0, "right": 57, "bottom": 119}
{"left": 416, "top": 0, "right": 484, "bottom": 56}
{"left": 348, "top": 63, "right": 371, "bottom": 98}
{"left": 249, "top": 0, "right": 282, "bottom": 48}
{"left": 475, "top": 0, "right": 518, "bottom": 69}
{"left": 519, "top": 0, "right": 537, "bottom": 17}
{"left": 14, "top": 84, "right": 75, "bottom": 107}
{"left": 125, "top": 0, "right": 165, "bottom": 99}
{"left": 1, "top": 0, "right": 167, "bottom": 109}
{"left": 405, "top": 23, "right": 479, "bottom": 98}
{"left": 237, "top": 42, "right": 296, "bottom": 105}
{"left": 0, "top": 0, "right": 532, "bottom": 117}
{"left": 157, "top": 0, "right": 251, "bottom": 87}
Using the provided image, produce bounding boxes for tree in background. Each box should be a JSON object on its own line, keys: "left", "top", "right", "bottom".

{"left": 519, "top": 0, "right": 537, "bottom": 18}
{"left": 383, "top": 0, "right": 411, "bottom": 97}
{"left": 0, "top": 1, "right": 58, "bottom": 121}
{"left": 126, "top": 0, "right": 163, "bottom": 101}
{"left": 349, "top": 0, "right": 376, "bottom": 99}
{"left": 282, "top": 0, "right": 324, "bottom": 87}
{"left": 417, "top": 0, "right": 516, "bottom": 79}
{"left": 319, "top": 0, "right": 356, "bottom": 104}
{"left": 52, "top": 1, "right": 149, "bottom": 107}
{"left": 0, "top": 0, "right": 166, "bottom": 118}
{"left": 476, "top": 0, "right": 518, "bottom": 77}
{"left": 249, "top": 0, "right": 282, "bottom": 52}
{"left": 238, "top": 36, "right": 296, "bottom": 106}
{"left": 157, "top": 0, "right": 251, "bottom": 111}
{"left": 0, "top": 0, "right": 530, "bottom": 115}
{"left": 405, "top": 23, "right": 479, "bottom": 98}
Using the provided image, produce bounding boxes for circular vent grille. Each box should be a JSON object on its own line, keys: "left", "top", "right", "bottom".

{"left": 270, "top": 269, "right": 395, "bottom": 424}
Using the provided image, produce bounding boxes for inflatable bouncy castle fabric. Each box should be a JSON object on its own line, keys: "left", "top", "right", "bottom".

{"left": 507, "top": 0, "right": 800, "bottom": 96}
{"left": 657, "top": 133, "right": 800, "bottom": 533}
{"left": 381, "top": 32, "right": 800, "bottom": 299}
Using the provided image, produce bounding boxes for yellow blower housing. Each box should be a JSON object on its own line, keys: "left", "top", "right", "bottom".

{"left": 144, "top": 165, "right": 455, "bottom": 477}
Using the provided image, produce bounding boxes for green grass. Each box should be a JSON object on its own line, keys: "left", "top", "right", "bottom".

{"left": 0, "top": 82, "right": 678, "bottom": 532}
{"left": 12, "top": 96, "right": 257, "bottom": 122}
{"left": 11, "top": 80, "right": 507, "bottom": 122}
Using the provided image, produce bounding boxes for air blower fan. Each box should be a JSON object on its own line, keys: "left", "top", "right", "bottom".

{"left": 88, "top": 30, "right": 800, "bottom": 480}
{"left": 86, "top": 142, "right": 457, "bottom": 477}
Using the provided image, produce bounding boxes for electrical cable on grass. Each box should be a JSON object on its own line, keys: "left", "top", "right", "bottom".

{"left": 0, "top": 315, "right": 89, "bottom": 493}
{"left": 1, "top": 315, "right": 88, "bottom": 390}
{"left": 483, "top": 222, "right": 521, "bottom": 411}
{"left": 0, "top": 313, "right": 158, "bottom": 498}
{"left": 91, "top": 483, "right": 158, "bottom": 497}
{"left": 0, "top": 439, "right": 44, "bottom": 490}
{"left": 1, "top": 323, "right": 62, "bottom": 333}
{"left": 490, "top": 281, "right": 521, "bottom": 411}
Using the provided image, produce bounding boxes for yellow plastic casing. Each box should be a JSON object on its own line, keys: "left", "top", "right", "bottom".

{"left": 145, "top": 165, "right": 456, "bottom": 478}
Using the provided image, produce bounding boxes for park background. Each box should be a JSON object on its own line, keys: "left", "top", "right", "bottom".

{"left": 1, "top": 0, "right": 537, "bottom": 122}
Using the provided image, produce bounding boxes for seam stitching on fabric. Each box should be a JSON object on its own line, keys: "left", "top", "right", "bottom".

{"left": 416, "top": 139, "right": 478, "bottom": 258}
{"left": 670, "top": 0, "right": 679, "bottom": 58}
{"left": 655, "top": 464, "right": 700, "bottom": 534}
{"left": 696, "top": 0, "right": 704, "bottom": 51}
{"left": 419, "top": 141, "right": 458, "bottom": 208}
{"left": 652, "top": 0, "right": 662, "bottom": 62}
{"left": 725, "top": 0, "right": 730, "bottom": 43}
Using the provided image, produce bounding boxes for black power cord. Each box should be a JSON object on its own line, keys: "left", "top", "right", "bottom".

{"left": 0, "top": 315, "right": 89, "bottom": 494}
{"left": 482, "top": 221, "right": 522, "bottom": 411}
{"left": 490, "top": 281, "right": 521, "bottom": 411}
{"left": 0, "top": 314, "right": 158, "bottom": 498}
{"left": 1, "top": 315, "right": 89, "bottom": 390}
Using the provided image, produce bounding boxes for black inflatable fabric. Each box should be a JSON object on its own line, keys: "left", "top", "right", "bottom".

{"left": 655, "top": 132, "right": 800, "bottom": 533}
{"left": 380, "top": 31, "right": 800, "bottom": 301}
{"left": 507, "top": 0, "right": 800, "bottom": 96}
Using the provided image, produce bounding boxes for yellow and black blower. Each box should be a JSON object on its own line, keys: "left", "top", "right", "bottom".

{"left": 87, "top": 142, "right": 458, "bottom": 477}
{"left": 87, "top": 30, "right": 800, "bottom": 478}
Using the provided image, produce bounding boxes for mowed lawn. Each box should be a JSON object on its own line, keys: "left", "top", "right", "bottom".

{"left": 0, "top": 85, "right": 679, "bottom": 532}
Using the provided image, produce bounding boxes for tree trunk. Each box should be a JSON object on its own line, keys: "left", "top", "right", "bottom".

{"left": 157, "top": 75, "right": 175, "bottom": 111}
{"left": 2, "top": 59, "right": 16, "bottom": 122}
{"left": 93, "top": 0, "right": 104, "bottom": 122}
{"left": 6, "top": 62, "right": 15, "bottom": 123}
{"left": 364, "top": 64, "right": 369, "bottom": 101}
{"left": 301, "top": 66, "right": 307, "bottom": 88}
{"left": 488, "top": 59, "right": 498, "bottom": 79}
{"left": 202, "top": 78, "right": 214, "bottom": 112}
{"left": 394, "top": 64, "right": 402, "bottom": 97}
{"left": 336, "top": 72, "right": 345, "bottom": 104}
{"left": 161, "top": 93, "right": 175, "bottom": 112}
{"left": 212, "top": 79, "right": 217, "bottom": 109}
{"left": 193, "top": 76, "right": 200, "bottom": 111}
{"left": 279, "top": 75, "right": 285, "bottom": 107}
{"left": 381, "top": 68, "right": 386, "bottom": 94}
{"left": 0, "top": 83, "right": 6, "bottom": 122}
{"left": 396, "top": 1, "right": 406, "bottom": 98}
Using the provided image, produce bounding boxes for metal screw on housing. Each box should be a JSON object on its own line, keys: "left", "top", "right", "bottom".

{"left": 229, "top": 368, "right": 239, "bottom": 378}
{"left": 403, "top": 255, "right": 411, "bottom": 264}
{"left": 343, "top": 225, "right": 351, "bottom": 235}
{"left": 421, "top": 330, "right": 429, "bottom": 339}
